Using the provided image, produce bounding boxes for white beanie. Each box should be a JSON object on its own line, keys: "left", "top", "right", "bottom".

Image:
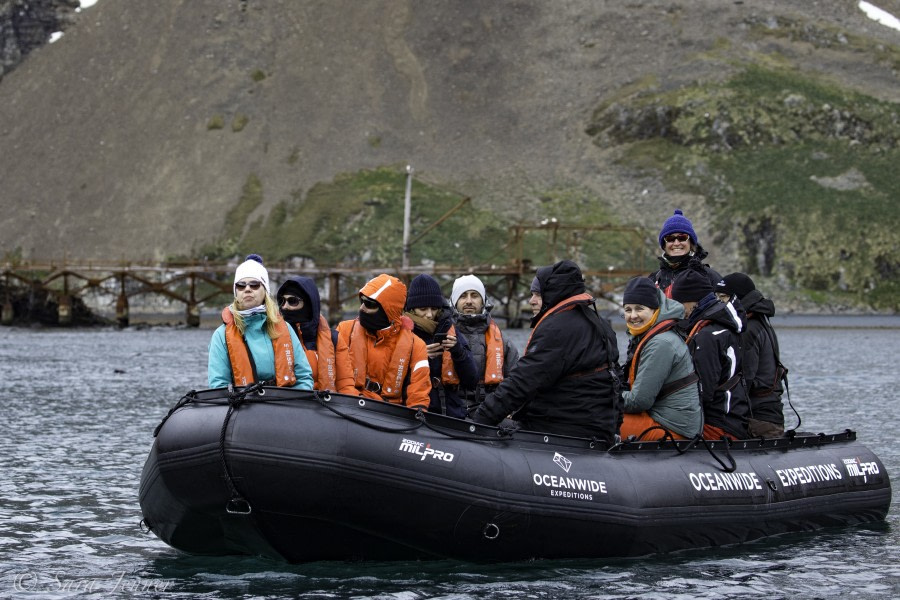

{"left": 451, "top": 274, "right": 486, "bottom": 308}
{"left": 233, "top": 254, "right": 270, "bottom": 296}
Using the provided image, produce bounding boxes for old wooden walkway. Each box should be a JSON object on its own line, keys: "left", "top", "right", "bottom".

{"left": 0, "top": 259, "right": 651, "bottom": 327}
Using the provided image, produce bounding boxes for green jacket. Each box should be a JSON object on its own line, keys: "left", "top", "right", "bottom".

{"left": 623, "top": 290, "right": 702, "bottom": 438}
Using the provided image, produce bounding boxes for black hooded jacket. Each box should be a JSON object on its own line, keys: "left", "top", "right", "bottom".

{"left": 472, "top": 260, "right": 621, "bottom": 443}
{"left": 680, "top": 295, "right": 749, "bottom": 439}
{"left": 276, "top": 276, "right": 338, "bottom": 350}
{"left": 739, "top": 290, "right": 785, "bottom": 427}
{"left": 455, "top": 309, "right": 521, "bottom": 412}
{"left": 652, "top": 243, "right": 722, "bottom": 294}
{"left": 409, "top": 302, "right": 479, "bottom": 419}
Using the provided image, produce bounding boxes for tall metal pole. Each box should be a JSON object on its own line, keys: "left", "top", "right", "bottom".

{"left": 402, "top": 164, "right": 413, "bottom": 270}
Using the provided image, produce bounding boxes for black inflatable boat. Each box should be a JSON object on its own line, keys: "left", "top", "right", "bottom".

{"left": 139, "top": 385, "right": 891, "bottom": 562}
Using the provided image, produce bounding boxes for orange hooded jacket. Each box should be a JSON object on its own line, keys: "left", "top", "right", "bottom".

{"left": 335, "top": 274, "right": 431, "bottom": 409}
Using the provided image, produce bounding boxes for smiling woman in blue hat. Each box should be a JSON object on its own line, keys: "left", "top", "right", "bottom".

{"left": 651, "top": 209, "right": 722, "bottom": 297}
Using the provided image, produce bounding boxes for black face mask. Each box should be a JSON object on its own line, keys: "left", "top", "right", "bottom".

{"left": 359, "top": 307, "right": 392, "bottom": 332}
{"left": 281, "top": 309, "right": 305, "bottom": 326}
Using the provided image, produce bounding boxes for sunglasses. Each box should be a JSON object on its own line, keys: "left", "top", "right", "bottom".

{"left": 360, "top": 297, "right": 380, "bottom": 310}
{"left": 663, "top": 234, "right": 691, "bottom": 244}
{"left": 235, "top": 280, "right": 262, "bottom": 291}
{"left": 280, "top": 295, "right": 303, "bottom": 308}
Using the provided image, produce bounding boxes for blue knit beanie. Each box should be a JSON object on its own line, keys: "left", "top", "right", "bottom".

{"left": 658, "top": 209, "right": 699, "bottom": 248}
{"left": 405, "top": 274, "right": 445, "bottom": 309}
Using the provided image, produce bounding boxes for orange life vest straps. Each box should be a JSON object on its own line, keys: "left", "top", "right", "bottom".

{"left": 627, "top": 319, "right": 678, "bottom": 386}
{"left": 440, "top": 325, "right": 460, "bottom": 385}
{"left": 438, "top": 322, "right": 504, "bottom": 386}
{"left": 685, "top": 319, "right": 712, "bottom": 346}
{"left": 222, "top": 307, "right": 297, "bottom": 387}
{"left": 298, "top": 315, "right": 337, "bottom": 391}
{"left": 482, "top": 321, "right": 505, "bottom": 384}
{"left": 524, "top": 292, "right": 594, "bottom": 354}
{"left": 340, "top": 318, "right": 416, "bottom": 400}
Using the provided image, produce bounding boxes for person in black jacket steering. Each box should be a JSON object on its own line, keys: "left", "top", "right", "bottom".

{"left": 472, "top": 260, "right": 621, "bottom": 443}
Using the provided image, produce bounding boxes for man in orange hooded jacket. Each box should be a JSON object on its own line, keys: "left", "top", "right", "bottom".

{"left": 335, "top": 274, "right": 431, "bottom": 409}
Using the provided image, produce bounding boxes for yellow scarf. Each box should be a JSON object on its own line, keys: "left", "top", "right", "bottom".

{"left": 626, "top": 308, "right": 660, "bottom": 337}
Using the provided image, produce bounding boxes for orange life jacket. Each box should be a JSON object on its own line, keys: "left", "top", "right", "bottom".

{"left": 297, "top": 315, "right": 337, "bottom": 391}
{"left": 222, "top": 307, "right": 297, "bottom": 387}
{"left": 524, "top": 292, "right": 594, "bottom": 354}
{"left": 480, "top": 321, "right": 505, "bottom": 384}
{"left": 438, "top": 323, "right": 495, "bottom": 385}
{"left": 337, "top": 317, "right": 417, "bottom": 401}
{"left": 627, "top": 319, "right": 678, "bottom": 386}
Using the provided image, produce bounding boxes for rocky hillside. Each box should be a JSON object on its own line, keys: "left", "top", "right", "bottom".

{"left": 1, "top": 0, "right": 899, "bottom": 310}
{"left": 0, "top": 0, "right": 78, "bottom": 78}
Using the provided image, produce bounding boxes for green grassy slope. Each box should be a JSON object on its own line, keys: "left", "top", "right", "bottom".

{"left": 588, "top": 64, "right": 900, "bottom": 310}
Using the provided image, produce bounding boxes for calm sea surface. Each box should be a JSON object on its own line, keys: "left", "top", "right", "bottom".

{"left": 1, "top": 318, "right": 898, "bottom": 599}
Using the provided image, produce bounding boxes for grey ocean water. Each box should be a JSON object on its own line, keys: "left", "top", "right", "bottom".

{"left": 1, "top": 319, "right": 898, "bottom": 599}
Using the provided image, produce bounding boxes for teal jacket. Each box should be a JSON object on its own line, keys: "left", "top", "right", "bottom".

{"left": 208, "top": 311, "right": 314, "bottom": 390}
{"left": 623, "top": 291, "right": 702, "bottom": 438}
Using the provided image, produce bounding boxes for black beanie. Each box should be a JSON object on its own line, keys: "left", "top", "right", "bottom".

{"left": 405, "top": 274, "right": 445, "bottom": 309}
{"left": 716, "top": 273, "right": 756, "bottom": 300}
{"left": 671, "top": 269, "right": 713, "bottom": 303}
{"left": 622, "top": 277, "right": 660, "bottom": 309}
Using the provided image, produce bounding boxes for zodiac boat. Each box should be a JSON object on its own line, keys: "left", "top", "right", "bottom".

{"left": 139, "top": 385, "right": 891, "bottom": 562}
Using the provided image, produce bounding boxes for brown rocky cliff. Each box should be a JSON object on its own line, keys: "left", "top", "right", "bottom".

{"left": 0, "top": 0, "right": 78, "bottom": 78}
{"left": 0, "top": 0, "right": 898, "bottom": 263}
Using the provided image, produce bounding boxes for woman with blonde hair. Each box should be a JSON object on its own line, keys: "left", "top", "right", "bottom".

{"left": 208, "top": 254, "right": 313, "bottom": 390}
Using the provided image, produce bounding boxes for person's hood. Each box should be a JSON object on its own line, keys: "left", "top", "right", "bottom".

{"left": 277, "top": 276, "right": 321, "bottom": 318}
{"left": 695, "top": 295, "right": 747, "bottom": 334}
{"left": 740, "top": 289, "right": 775, "bottom": 317}
{"left": 536, "top": 260, "right": 586, "bottom": 310}
{"left": 656, "top": 288, "right": 685, "bottom": 321}
{"left": 359, "top": 274, "right": 407, "bottom": 324}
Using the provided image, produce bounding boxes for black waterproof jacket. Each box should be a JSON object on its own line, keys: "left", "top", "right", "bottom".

{"left": 472, "top": 260, "right": 621, "bottom": 443}
{"left": 454, "top": 310, "right": 520, "bottom": 413}
{"left": 277, "top": 276, "right": 339, "bottom": 350}
{"left": 411, "top": 307, "right": 479, "bottom": 419}
{"left": 680, "top": 296, "right": 750, "bottom": 439}
{"left": 739, "top": 290, "right": 785, "bottom": 427}
{"left": 651, "top": 243, "right": 722, "bottom": 295}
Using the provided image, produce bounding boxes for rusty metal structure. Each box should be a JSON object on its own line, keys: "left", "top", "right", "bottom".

{"left": 1, "top": 222, "right": 653, "bottom": 328}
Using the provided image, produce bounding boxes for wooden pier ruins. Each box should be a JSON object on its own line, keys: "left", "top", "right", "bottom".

{"left": 1, "top": 223, "right": 653, "bottom": 327}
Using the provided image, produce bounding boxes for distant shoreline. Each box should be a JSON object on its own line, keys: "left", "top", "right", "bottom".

{"left": 38, "top": 310, "right": 900, "bottom": 331}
